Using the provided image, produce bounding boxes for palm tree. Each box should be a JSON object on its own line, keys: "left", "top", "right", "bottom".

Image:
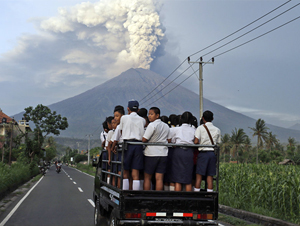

{"left": 243, "top": 136, "right": 252, "bottom": 163}
{"left": 221, "top": 133, "right": 231, "bottom": 162}
{"left": 266, "top": 132, "right": 278, "bottom": 152}
{"left": 287, "top": 137, "right": 297, "bottom": 157}
{"left": 249, "top": 119, "right": 269, "bottom": 164}
{"left": 230, "top": 128, "right": 248, "bottom": 163}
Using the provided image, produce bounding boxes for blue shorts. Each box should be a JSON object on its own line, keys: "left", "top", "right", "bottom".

{"left": 123, "top": 144, "right": 144, "bottom": 170}
{"left": 102, "top": 150, "right": 110, "bottom": 170}
{"left": 112, "top": 152, "right": 122, "bottom": 173}
{"left": 144, "top": 156, "right": 167, "bottom": 175}
{"left": 196, "top": 151, "right": 217, "bottom": 176}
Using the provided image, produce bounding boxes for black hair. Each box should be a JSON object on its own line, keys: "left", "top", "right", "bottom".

{"left": 106, "top": 116, "right": 114, "bottom": 124}
{"left": 149, "top": 107, "right": 160, "bottom": 116}
{"left": 138, "top": 108, "right": 148, "bottom": 118}
{"left": 180, "top": 111, "right": 193, "bottom": 126}
{"left": 169, "top": 114, "right": 179, "bottom": 126}
{"left": 160, "top": 115, "right": 169, "bottom": 126}
{"left": 192, "top": 116, "right": 198, "bottom": 127}
{"left": 114, "top": 105, "right": 125, "bottom": 115}
{"left": 102, "top": 120, "right": 109, "bottom": 130}
{"left": 202, "top": 110, "right": 214, "bottom": 122}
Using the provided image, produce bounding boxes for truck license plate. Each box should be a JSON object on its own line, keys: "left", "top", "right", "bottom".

{"left": 155, "top": 218, "right": 181, "bottom": 222}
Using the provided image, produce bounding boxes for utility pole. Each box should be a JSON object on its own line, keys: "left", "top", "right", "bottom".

{"left": 86, "top": 134, "right": 92, "bottom": 165}
{"left": 9, "top": 119, "right": 14, "bottom": 166}
{"left": 188, "top": 57, "right": 214, "bottom": 119}
{"left": 76, "top": 142, "right": 80, "bottom": 154}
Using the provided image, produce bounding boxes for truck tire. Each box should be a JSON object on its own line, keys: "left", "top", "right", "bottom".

{"left": 94, "top": 203, "right": 101, "bottom": 226}
{"left": 109, "top": 211, "right": 118, "bottom": 226}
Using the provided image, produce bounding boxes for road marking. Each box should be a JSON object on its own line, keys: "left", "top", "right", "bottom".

{"left": 70, "top": 178, "right": 73, "bottom": 180}
{"left": 74, "top": 168, "right": 94, "bottom": 178}
{"left": 73, "top": 182, "right": 77, "bottom": 184}
{"left": 78, "top": 187, "right": 83, "bottom": 192}
{"left": 0, "top": 176, "right": 44, "bottom": 226}
{"left": 88, "top": 199, "right": 95, "bottom": 207}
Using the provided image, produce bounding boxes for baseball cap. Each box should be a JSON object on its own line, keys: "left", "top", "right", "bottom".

{"left": 128, "top": 100, "right": 139, "bottom": 110}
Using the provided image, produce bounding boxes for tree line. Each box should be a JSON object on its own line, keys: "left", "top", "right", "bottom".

{"left": 220, "top": 118, "right": 300, "bottom": 164}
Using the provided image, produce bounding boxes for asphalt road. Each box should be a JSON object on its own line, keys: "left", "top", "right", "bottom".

{"left": 0, "top": 166, "right": 95, "bottom": 226}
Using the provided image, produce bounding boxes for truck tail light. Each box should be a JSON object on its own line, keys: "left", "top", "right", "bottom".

{"left": 125, "top": 213, "right": 141, "bottom": 219}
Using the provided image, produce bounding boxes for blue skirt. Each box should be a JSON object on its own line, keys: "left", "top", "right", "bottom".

{"left": 171, "top": 147, "right": 194, "bottom": 184}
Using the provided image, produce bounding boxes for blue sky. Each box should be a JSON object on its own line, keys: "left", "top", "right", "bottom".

{"left": 1, "top": 0, "right": 299, "bottom": 129}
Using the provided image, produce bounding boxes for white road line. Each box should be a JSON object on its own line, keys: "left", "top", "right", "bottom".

{"left": 0, "top": 176, "right": 44, "bottom": 226}
{"left": 78, "top": 187, "right": 83, "bottom": 192}
{"left": 73, "top": 182, "right": 77, "bottom": 184}
{"left": 88, "top": 199, "right": 95, "bottom": 207}
{"left": 74, "top": 168, "right": 94, "bottom": 178}
{"left": 70, "top": 178, "right": 73, "bottom": 180}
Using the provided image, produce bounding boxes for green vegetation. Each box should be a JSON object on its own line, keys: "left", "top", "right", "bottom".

{"left": 220, "top": 119, "right": 300, "bottom": 164}
{"left": 75, "top": 163, "right": 96, "bottom": 176}
{"left": 0, "top": 162, "right": 39, "bottom": 195}
{"left": 0, "top": 104, "right": 68, "bottom": 199}
{"left": 219, "top": 163, "right": 300, "bottom": 224}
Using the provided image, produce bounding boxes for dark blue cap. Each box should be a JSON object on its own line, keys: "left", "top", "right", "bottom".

{"left": 128, "top": 100, "right": 139, "bottom": 110}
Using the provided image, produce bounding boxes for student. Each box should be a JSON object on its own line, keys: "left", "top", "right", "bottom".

{"left": 119, "top": 100, "right": 145, "bottom": 190}
{"left": 107, "top": 118, "right": 117, "bottom": 185}
{"left": 138, "top": 108, "right": 149, "bottom": 128}
{"left": 168, "top": 111, "right": 195, "bottom": 191}
{"left": 101, "top": 117, "right": 113, "bottom": 172}
{"left": 194, "top": 110, "right": 221, "bottom": 192}
{"left": 110, "top": 105, "right": 125, "bottom": 188}
{"left": 142, "top": 107, "right": 170, "bottom": 191}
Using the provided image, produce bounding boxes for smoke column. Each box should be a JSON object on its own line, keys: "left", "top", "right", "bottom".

{"left": 41, "top": 0, "right": 165, "bottom": 76}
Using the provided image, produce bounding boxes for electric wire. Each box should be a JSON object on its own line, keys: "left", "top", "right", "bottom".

{"left": 139, "top": 0, "right": 293, "bottom": 106}
{"left": 138, "top": 58, "right": 187, "bottom": 102}
{"left": 140, "top": 62, "right": 194, "bottom": 105}
{"left": 189, "top": 0, "right": 292, "bottom": 58}
{"left": 213, "top": 15, "right": 300, "bottom": 59}
{"left": 145, "top": 60, "right": 212, "bottom": 108}
{"left": 200, "top": 2, "right": 300, "bottom": 58}
{"left": 144, "top": 13, "right": 300, "bottom": 106}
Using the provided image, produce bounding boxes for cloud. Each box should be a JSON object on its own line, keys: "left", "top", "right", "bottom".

{"left": 226, "top": 105, "right": 300, "bottom": 123}
{"left": 0, "top": 0, "right": 166, "bottom": 89}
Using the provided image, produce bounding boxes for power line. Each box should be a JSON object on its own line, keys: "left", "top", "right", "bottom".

{"left": 213, "top": 15, "right": 300, "bottom": 59}
{"left": 139, "top": 0, "right": 293, "bottom": 106}
{"left": 189, "top": 0, "right": 292, "bottom": 58}
{"left": 139, "top": 59, "right": 187, "bottom": 103}
{"left": 145, "top": 60, "right": 213, "bottom": 108}
{"left": 201, "top": 2, "right": 300, "bottom": 58}
{"left": 140, "top": 62, "right": 195, "bottom": 105}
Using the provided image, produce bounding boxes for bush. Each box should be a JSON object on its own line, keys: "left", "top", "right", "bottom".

{"left": 0, "top": 162, "right": 39, "bottom": 198}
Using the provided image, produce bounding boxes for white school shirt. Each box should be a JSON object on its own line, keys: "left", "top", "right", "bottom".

{"left": 119, "top": 112, "right": 145, "bottom": 141}
{"left": 194, "top": 122, "right": 221, "bottom": 151}
{"left": 168, "top": 127, "right": 176, "bottom": 143}
{"left": 100, "top": 131, "right": 107, "bottom": 144}
{"left": 105, "top": 130, "right": 114, "bottom": 148}
{"left": 143, "top": 119, "right": 170, "bottom": 156}
{"left": 113, "top": 125, "right": 123, "bottom": 143}
{"left": 169, "top": 123, "right": 195, "bottom": 144}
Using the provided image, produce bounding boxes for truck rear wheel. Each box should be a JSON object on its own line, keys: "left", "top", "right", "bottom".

{"left": 94, "top": 204, "right": 101, "bottom": 226}
{"left": 109, "top": 211, "right": 118, "bottom": 226}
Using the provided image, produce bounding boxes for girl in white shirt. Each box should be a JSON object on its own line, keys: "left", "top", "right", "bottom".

{"left": 168, "top": 111, "right": 195, "bottom": 192}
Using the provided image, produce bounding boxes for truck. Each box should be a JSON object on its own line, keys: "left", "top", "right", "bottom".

{"left": 93, "top": 141, "right": 220, "bottom": 226}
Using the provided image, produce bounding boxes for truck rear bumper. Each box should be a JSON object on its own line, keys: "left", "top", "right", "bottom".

{"left": 119, "top": 219, "right": 218, "bottom": 225}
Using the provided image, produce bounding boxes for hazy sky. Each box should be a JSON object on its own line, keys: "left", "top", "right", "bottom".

{"left": 1, "top": 0, "right": 299, "bottom": 129}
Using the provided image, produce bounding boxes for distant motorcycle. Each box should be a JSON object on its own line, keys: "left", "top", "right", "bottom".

{"left": 38, "top": 165, "right": 46, "bottom": 176}
{"left": 56, "top": 163, "right": 62, "bottom": 173}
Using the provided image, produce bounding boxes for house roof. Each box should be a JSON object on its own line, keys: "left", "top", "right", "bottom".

{"left": 0, "top": 109, "right": 13, "bottom": 124}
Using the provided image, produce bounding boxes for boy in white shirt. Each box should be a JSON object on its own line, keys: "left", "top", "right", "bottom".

{"left": 119, "top": 100, "right": 145, "bottom": 190}
{"left": 194, "top": 110, "right": 221, "bottom": 192}
{"left": 142, "top": 107, "right": 170, "bottom": 191}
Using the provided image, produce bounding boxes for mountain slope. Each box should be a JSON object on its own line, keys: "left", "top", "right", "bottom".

{"left": 13, "top": 68, "right": 300, "bottom": 142}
